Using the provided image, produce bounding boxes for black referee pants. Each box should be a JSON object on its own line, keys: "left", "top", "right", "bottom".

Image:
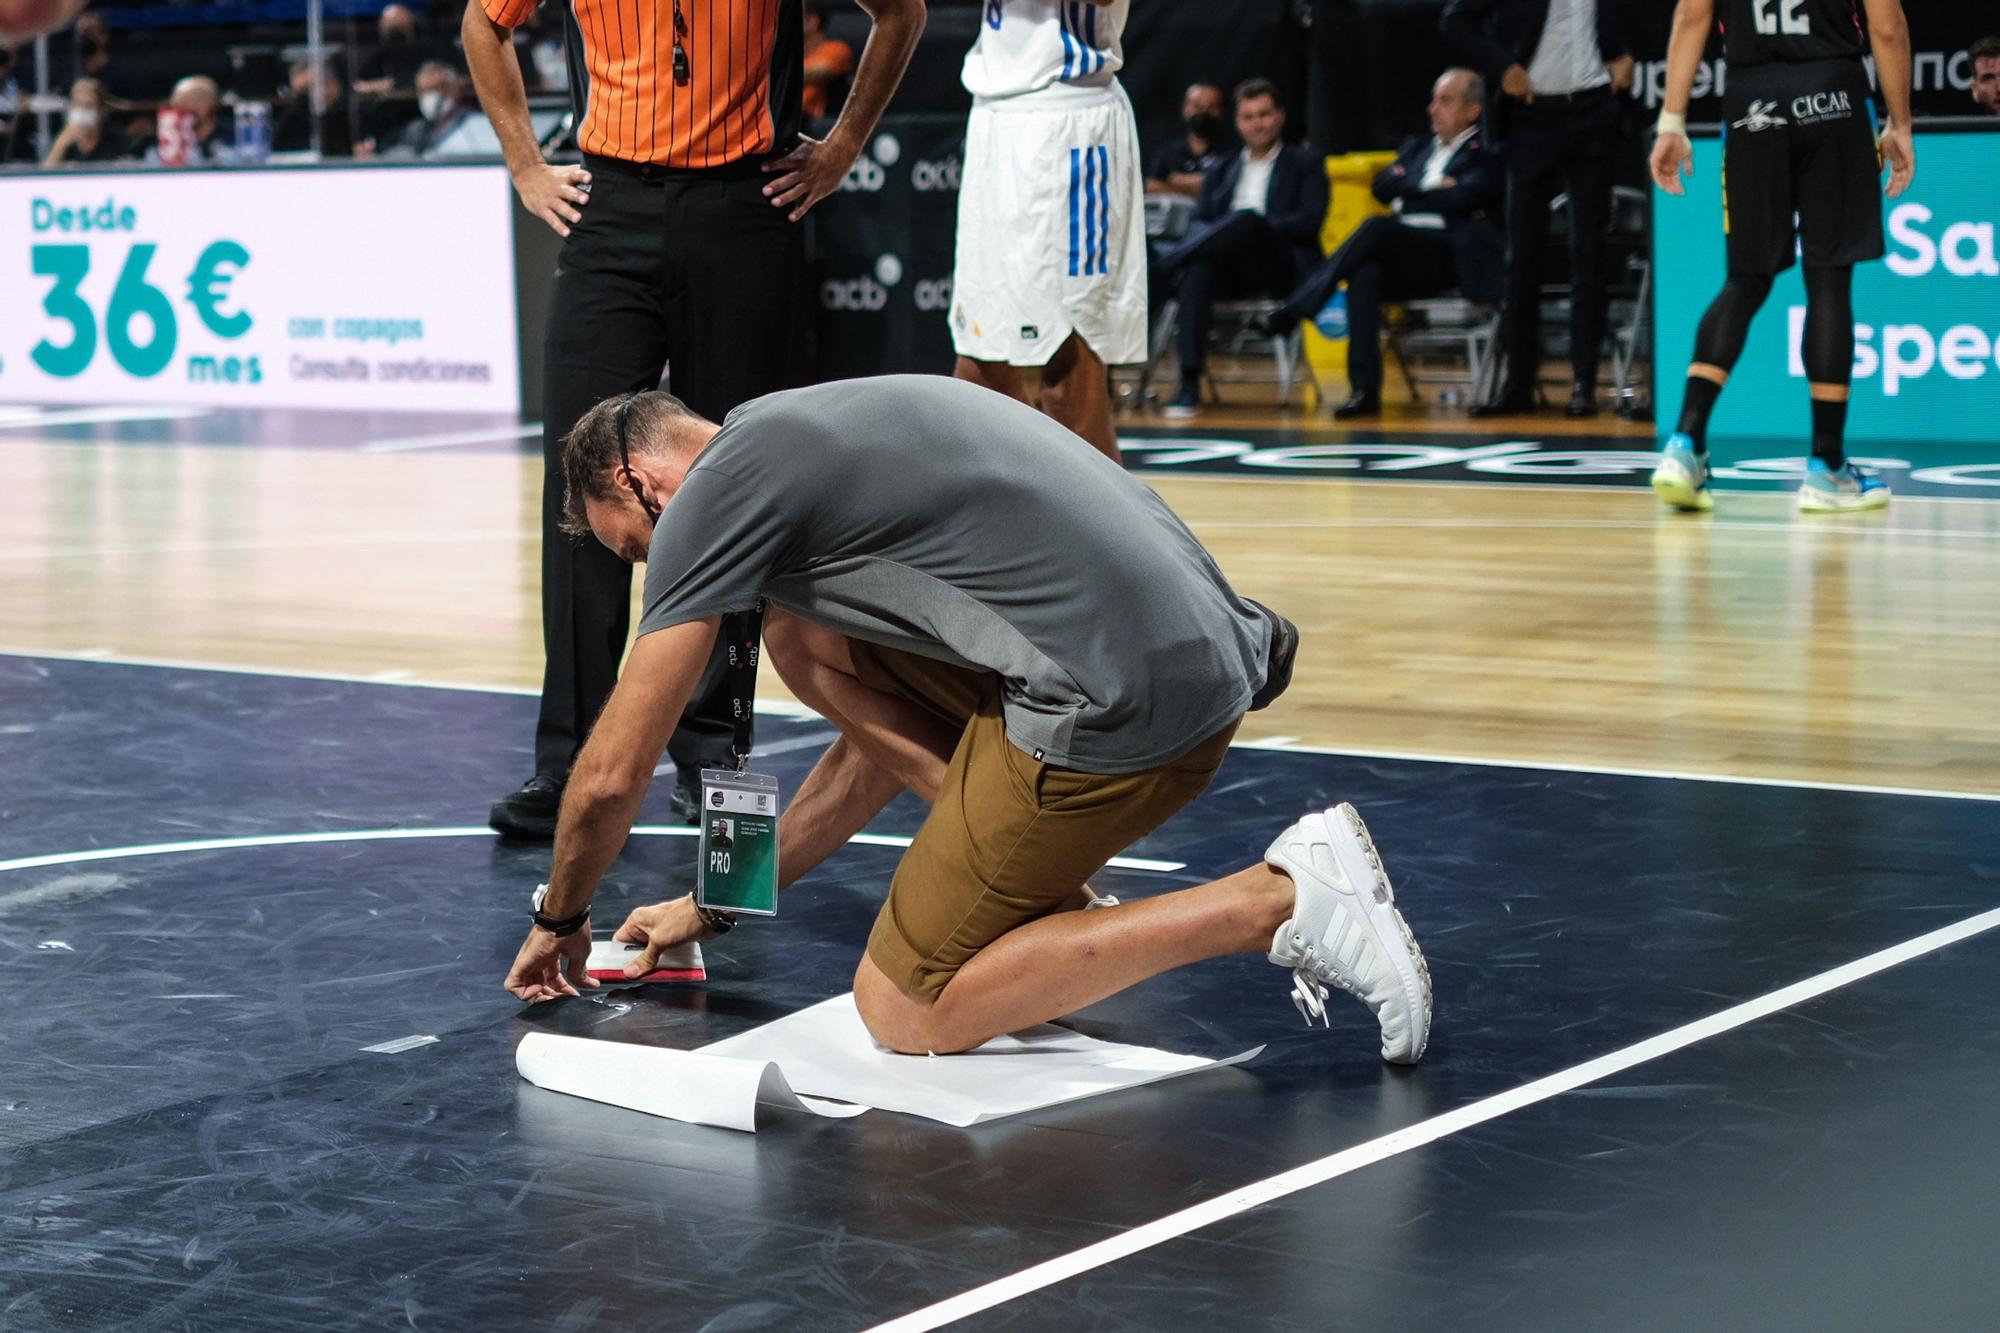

{"left": 1493, "top": 91, "right": 1616, "bottom": 400}
{"left": 534, "top": 157, "right": 802, "bottom": 780}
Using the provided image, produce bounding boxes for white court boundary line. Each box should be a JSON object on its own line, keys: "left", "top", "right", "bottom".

{"left": 866, "top": 902, "right": 2000, "bottom": 1333}
{"left": 5, "top": 646, "right": 1995, "bottom": 804}
{"left": 0, "top": 826, "right": 1184, "bottom": 877}
{"left": 1230, "top": 737, "right": 2000, "bottom": 805}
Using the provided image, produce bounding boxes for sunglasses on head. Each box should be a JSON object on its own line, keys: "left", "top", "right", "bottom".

{"left": 615, "top": 395, "right": 661, "bottom": 520}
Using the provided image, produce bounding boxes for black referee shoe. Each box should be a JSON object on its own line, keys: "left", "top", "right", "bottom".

{"left": 489, "top": 773, "right": 564, "bottom": 840}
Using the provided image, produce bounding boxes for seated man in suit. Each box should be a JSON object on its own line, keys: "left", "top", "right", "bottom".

{"left": 1261, "top": 68, "right": 1503, "bottom": 419}
{"left": 1155, "top": 78, "right": 1329, "bottom": 420}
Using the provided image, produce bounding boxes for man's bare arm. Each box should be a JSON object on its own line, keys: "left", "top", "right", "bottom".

{"left": 1649, "top": 0, "right": 1714, "bottom": 194}
{"left": 1861, "top": 0, "right": 1914, "bottom": 196}
{"left": 763, "top": 0, "right": 926, "bottom": 219}
{"left": 462, "top": 1, "right": 592, "bottom": 235}
{"left": 1659, "top": 0, "right": 1714, "bottom": 122}
{"left": 538, "top": 619, "right": 721, "bottom": 921}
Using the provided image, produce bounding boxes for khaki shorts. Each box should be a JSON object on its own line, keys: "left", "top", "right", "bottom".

{"left": 850, "top": 640, "right": 1238, "bottom": 1000}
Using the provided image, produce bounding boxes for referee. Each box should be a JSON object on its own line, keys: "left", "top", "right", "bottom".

{"left": 466, "top": 0, "right": 924, "bottom": 838}
{"left": 1648, "top": 0, "right": 1912, "bottom": 514}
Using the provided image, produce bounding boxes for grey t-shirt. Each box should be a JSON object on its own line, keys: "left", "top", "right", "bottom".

{"left": 637, "top": 375, "right": 1279, "bottom": 774}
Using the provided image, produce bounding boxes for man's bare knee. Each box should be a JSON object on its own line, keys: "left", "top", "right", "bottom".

{"left": 854, "top": 954, "right": 975, "bottom": 1055}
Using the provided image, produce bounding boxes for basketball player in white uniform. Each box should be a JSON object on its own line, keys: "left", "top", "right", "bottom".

{"left": 950, "top": 0, "right": 1146, "bottom": 461}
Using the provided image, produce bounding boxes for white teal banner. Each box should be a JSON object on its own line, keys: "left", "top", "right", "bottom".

{"left": 0, "top": 164, "right": 519, "bottom": 413}
{"left": 1654, "top": 130, "right": 2000, "bottom": 447}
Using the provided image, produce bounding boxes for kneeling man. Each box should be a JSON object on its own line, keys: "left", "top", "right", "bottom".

{"left": 502, "top": 375, "right": 1432, "bottom": 1062}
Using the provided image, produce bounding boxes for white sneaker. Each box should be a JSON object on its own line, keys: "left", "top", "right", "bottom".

{"left": 1265, "top": 804, "right": 1432, "bottom": 1064}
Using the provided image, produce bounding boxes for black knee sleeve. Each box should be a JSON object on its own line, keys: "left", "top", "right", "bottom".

{"left": 1801, "top": 265, "right": 1855, "bottom": 386}
{"left": 1691, "top": 273, "right": 1775, "bottom": 373}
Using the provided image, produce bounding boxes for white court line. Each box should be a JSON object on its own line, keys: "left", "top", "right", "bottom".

{"left": 0, "top": 405, "right": 213, "bottom": 431}
{"left": 1134, "top": 469, "right": 2000, "bottom": 505}
{"left": 0, "top": 647, "right": 820, "bottom": 718}
{"left": 0, "top": 826, "right": 1184, "bottom": 877}
{"left": 6, "top": 646, "right": 1995, "bottom": 803}
{"left": 359, "top": 424, "right": 542, "bottom": 454}
{"left": 1236, "top": 738, "right": 2000, "bottom": 805}
{"left": 1190, "top": 516, "right": 2000, "bottom": 540}
{"left": 866, "top": 901, "right": 2000, "bottom": 1333}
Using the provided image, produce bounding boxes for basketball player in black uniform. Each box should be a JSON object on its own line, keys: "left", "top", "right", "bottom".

{"left": 1648, "top": 0, "right": 1913, "bottom": 514}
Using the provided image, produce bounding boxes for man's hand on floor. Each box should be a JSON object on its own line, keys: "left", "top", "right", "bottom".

{"left": 614, "top": 896, "right": 720, "bottom": 977}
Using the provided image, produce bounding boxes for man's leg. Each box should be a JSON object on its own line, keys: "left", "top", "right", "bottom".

{"left": 1560, "top": 113, "right": 1615, "bottom": 413}
{"left": 1171, "top": 212, "right": 1281, "bottom": 400}
{"left": 499, "top": 172, "right": 672, "bottom": 836}
{"left": 1478, "top": 117, "right": 1560, "bottom": 412}
{"left": 855, "top": 862, "right": 1293, "bottom": 1055}
{"left": 665, "top": 175, "right": 806, "bottom": 786}
{"left": 1037, "top": 332, "right": 1118, "bottom": 461}
{"left": 1801, "top": 266, "right": 1856, "bottom": 471}
{"left": 856, "top": 794, "right": 1429, "bottom": 1062}
{"left": 1270, "top": 214, "right": 1400, "bottom": 327}
{"left": 1673, "top": 271, "right": 1777, "bottom": 453}
{"left": 954, "top": 357, "right": 1031, "bottom": 405}
{"left": 1342, "top": 258, "right": 1389, "bottom": 405}
{"left": 1792, "top": 262, "right": 1885, "bottom": 511}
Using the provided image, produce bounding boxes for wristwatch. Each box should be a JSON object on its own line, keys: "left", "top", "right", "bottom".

{"left": 693, "top": 901, "right": 737, "bottom": 935}
{"left": 528, "top": 882, "right": 590, "bottom": 938}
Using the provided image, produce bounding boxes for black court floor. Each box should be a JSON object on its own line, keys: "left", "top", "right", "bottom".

{"left": 5, "top": 655, "right": 1998, "bottom": 1330}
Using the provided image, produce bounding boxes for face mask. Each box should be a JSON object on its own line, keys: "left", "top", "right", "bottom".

{"left": 386, "top": 29, "right": 413, "bottom": 45}
{"left": 66, "top": 105, "right": 98, "bottom": 131}
{"left": 1185, "top": 112, "right": 1222, "bottom": 139}
{"left": 419, "top": 91, "right": 449, "bottom": 122}
{"left": 81, "top": 38, "right": 104, "bottom": 61}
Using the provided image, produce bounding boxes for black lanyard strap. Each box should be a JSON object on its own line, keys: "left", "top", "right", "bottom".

{"left": 723, "top": 601, "right": 764, "bottom": 771}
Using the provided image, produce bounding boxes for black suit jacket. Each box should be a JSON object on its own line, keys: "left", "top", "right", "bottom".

{"left": 1370, "top": 127, "right": 1505, "bottom": 304}
{"left": 1438, "top": 0, "right": 1630, "bottom": 89}
{"left": 1193, "top": 142, "right": 1330, "bottom": 273}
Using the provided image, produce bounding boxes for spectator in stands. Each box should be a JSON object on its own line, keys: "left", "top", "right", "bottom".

{"left": 355, "top": 5, "right": 431, "bottom": 96}
{"left": 274, "top": 61, "right": 356, "bottom": 157}
{"left": 1146, "top": 82, "right": 1228, "bottom": 198}
{"left": 67, "top": 11, "right": 125, "bottom": 99}
{"left": 1442, "top": 0, "right": 1633, "bottom": 419}
{"left": 1154, "top": 78, "right": 1328, "bottom": 420}
{"left": 145, "top": 75, "right": 237, "bottom": 165}
{"left": 801, "top": 0, "right": 854, "bottom": 121}
{"left": 1972, "top": 36, "right": 2000, "bottom": 115}
{"left": 43, "top": 76, "right": 131, "bottom": 165}
{"left": 1259, "top": 68, "right": 1502, "bottom": 419}
{"left": 368, "top": 59, "right": 473, "bottom": 156}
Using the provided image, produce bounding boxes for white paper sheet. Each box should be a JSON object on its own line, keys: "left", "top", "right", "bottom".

{"left": 515, "top": 994, "right": 1260, "bottom": 1132}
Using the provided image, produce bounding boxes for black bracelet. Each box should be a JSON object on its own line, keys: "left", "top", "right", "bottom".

{"left": 693, "top": 902, "right": 737, "bottom": 934}
{"left": 531, "top": 906, "right": 591, "bottom": 937}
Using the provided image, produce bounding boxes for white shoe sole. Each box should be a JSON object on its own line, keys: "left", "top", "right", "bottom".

{"left": 1161, "top": 405, "right": 1200, "bottom": 420}
{"left": 1269, "top": 804, "right": 1433, "bottom": 1064}
{"left": 1798, "top": 487, "right": 1889, "bottom": 513}
{"left": 1650, "top": 460, "right": 1713, "bottom": 512}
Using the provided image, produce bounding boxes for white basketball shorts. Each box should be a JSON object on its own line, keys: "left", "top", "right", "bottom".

{"left": 950, "top": 83, "right": 1148, "bottom": 367}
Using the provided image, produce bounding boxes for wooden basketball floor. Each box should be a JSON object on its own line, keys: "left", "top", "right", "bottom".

{"left": 5, "top": 395, "right": 2000, "bottom": 1330}
{"left": 6, "top": 399, "right": 1997, "bottom": 794}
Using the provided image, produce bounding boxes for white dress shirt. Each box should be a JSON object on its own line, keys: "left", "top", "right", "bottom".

{"left": 1230, "top": 147, "right": 1279, "bottom": 215}
{"left": 1394, "top": 126, "right": 1478, "bottom": 230}
{"left": 1527, "top": 0, "right": 1610, "bottom": 97}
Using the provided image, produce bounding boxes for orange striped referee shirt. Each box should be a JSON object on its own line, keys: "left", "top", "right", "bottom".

{"left": 483, "top": 0, "right": 799, "bottom": 169}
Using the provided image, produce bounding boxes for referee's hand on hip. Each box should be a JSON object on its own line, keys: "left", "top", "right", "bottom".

{"left": 515, "top": 162, "right": 593, "bottom": 238}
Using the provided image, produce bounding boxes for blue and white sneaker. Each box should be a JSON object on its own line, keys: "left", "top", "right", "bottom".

{"left": 1650, "top": 433, "right": 1714, "bottom": 512}
{"left": 1798, "top": 458, "right": 1889, "bottom": 513}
